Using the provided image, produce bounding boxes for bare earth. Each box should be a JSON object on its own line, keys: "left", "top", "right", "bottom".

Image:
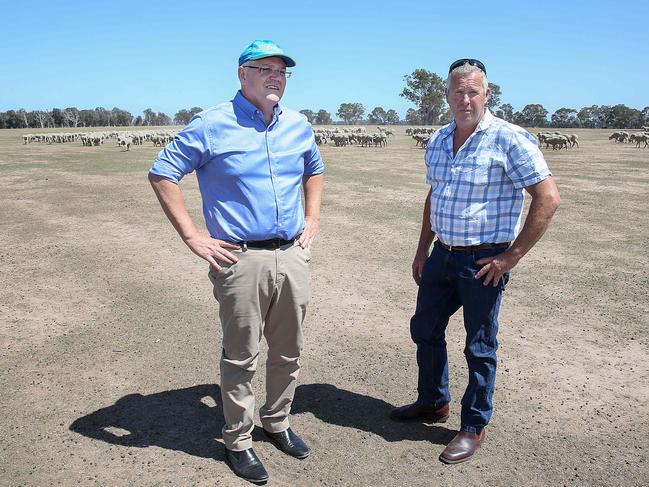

{"left": 1, "top": 127, "right": 648, "bottom": 486}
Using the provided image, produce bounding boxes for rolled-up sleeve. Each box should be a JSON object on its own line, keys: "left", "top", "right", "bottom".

{"left": 505, "top": 130, "right": 551, "bottom": 189}
{"left": 149, "top": 115, "right": 211, "bottom": 184}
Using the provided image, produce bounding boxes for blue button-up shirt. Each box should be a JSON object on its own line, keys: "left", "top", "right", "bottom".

{"left": 149, "top": 91, "right": 324, "bottom": 242}
{"left": 425, "top": 110, "right": 551, "bottom": 246}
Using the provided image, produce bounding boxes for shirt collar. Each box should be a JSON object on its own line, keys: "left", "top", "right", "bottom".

{"left": 475, "top": 108, "right": 494, "bottom": 133}
{"left": 233, "top": 90, "right": 283, "bottom": 121}
{"left": 439, "top": 108, "right": 494, "bottom": 140}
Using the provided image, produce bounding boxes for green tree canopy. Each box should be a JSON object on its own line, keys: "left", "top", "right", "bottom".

{"left": 51, "top": 108, "right": 64, "bottom": 127}
{"left": 174, "top": 109, "right": 192, "bottom": 125}
{"left": 336, "top": 103, "right": 365, "bottom": 124}
{"left": 485, "top": 82, "right": 502, "bottom": 111}
{"left": 367, "top": 107, "right": 388, "bottom": 124}
{"left": 143, "top": 108, "right": 156, "bottom": 126}
{"left": 551, "top": 108, "right": 579, "bottom": 128}
{"left": 577, "top": 105, "right": 601, "bottom": 128}
{"left": 156, "top": 112, "right": 172, "bottom": 126}
{"left": 111, "top": 107, "right": 133, "bottom": 126}
{"left": 495, "top": 103, "right": 514, "bottom": 122}
{"left": 400, "top": 69, "right": 447, "bottom": 124}
{"left": 315, "top": 109, "right": 332, "bottom": 125}
{"left": 641, "top": 106, "right": 649, "bottom": 126}
{"left": 513, "top": 104, "right": 549, "bottom": 127}
{"left": 602, "top": 104, "right": 643, "bottom": 129}
{"left": 405, "top": 108, "right": 423, "bottom": 125}
{"left": 385, "top": 109, "right": 400, "bottom": 125}
{"left": 299, "top": 109, "right": 315, "bottom": 123}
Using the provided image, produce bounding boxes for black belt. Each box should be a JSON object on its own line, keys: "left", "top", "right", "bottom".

{"left": 437, "top": 240, "right": 510, "bottom": 252}
{"left": 240, "top": 235, "right": 298, "bottom": 249}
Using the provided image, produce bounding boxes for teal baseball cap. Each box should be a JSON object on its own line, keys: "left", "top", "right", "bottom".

{"left": 238, "top": 40, "right": 296, "bottom": 67}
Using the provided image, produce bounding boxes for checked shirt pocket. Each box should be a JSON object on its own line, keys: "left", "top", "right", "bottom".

{"left": 458, "top": 164, "right": 489, "bottom": 186}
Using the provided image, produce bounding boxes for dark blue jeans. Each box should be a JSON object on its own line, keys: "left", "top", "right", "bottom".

{"left": 410, "top": 241, "right": 509, "bottom": 433}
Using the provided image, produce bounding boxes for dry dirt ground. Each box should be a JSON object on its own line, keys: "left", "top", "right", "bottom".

{"left": 1, "top": 127, "right": 648, "bottom": 487}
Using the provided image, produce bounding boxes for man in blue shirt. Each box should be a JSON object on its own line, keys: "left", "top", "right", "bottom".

{"left": 390, "top": 59, "right": 560, "bottom": 464}
{"left": 149, "top": 40, "right": 324, "bottom": 483}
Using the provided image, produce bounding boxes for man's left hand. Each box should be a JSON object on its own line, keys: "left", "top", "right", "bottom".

{"left": 475, "top": 250, "right": 520, "bottom": 287}
{"left": 298, "top": 217, "right": 320, "bottom": 249}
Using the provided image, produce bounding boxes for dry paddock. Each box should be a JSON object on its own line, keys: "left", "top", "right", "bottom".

{"left": 1, "top": 126, "right": 648, "bottom": 486}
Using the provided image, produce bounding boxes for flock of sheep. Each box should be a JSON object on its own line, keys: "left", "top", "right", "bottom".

{"left": 20, "top": 126, "right": 649, "bottom": 154}
{"left": 406, "top": 127, "right": 437, "bottom": 148}
{"left": 608, "top": 129, "right": 649, "bottom": 148}
{"left": 22, "top": 130, "right": 177, "bottom": 151}
{"left": 313, "top": 126, "right": 392, "bottom": 148}
{"left": 536, "top": 131, "right": 579, "bottom": 150}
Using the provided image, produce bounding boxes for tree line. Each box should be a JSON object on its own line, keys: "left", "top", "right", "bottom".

{"left": 397, "top": 69, "right": 649, "bottom": 128}
{"left": 0, "top": 107, "right": 205, "bottom": 129}
{"left": 3, "top": 71, "right": 648, "bottom": 129}
{"left": 302, "top": 69, "right": 649, "bottom": 128}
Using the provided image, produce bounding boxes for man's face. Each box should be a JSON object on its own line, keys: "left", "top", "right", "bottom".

{"left": 238, "top": 56, "right": 287, "bottom": 108}
{"left": 446, "top": 70, "right": 490, "bottom": 129}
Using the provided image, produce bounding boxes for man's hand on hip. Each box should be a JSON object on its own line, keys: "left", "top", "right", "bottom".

{"left": 184, "top": 233, "right": 240, "bottom": 271}
{"left": 298, "top": 217, "right": 319, "bottom": 249}
{"left": 475, "top": 250, "right": 520, "bottom": 287}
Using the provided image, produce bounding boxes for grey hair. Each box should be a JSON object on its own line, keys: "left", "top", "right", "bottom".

{"left": 445, "top": 63, "right": 489, "bottom": 93}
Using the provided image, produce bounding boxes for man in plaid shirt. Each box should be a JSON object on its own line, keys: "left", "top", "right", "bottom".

{"left": 391, "top": 59, "right": 561, "bottom": 464}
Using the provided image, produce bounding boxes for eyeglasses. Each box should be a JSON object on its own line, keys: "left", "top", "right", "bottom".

{"left": 448, "top": 58, "right": 487, "bottom": 76}
{"left": 242, "top": 65, "right": 292, "bottom": 79}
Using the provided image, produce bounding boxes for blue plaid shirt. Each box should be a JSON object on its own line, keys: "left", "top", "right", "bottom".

{"left": 425, "top": 110, "right": 551, "bottom": 246}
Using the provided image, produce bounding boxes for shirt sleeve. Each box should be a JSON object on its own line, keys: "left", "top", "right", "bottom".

{"left": 424, "top": 131, "right": 443, "bottom": 185}
{"left": 303, "top": 125, "right": 325, "bottom": 176}
{"left": 504, "top": 129, "right": 552, "bottom": 189}
{"left": 149, "top": 115, "right": 211, "bottom": 183}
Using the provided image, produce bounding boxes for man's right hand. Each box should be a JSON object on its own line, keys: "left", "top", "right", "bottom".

{"left": 184, "top": 233, "right": 240, "bottom": 271}
{"left": 412, "top": 250, "right": 428, "bottom": 286}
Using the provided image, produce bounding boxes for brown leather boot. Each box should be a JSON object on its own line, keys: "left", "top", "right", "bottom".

{"left": 439, "top": 429, "right": 486, "bottom": 464}
{"left": 389, "top": 402, "right": 449, "bottom": 422}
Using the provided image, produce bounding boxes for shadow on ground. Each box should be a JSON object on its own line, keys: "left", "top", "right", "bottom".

{"left": 70, "top": 383, "right": 453, "bottom": 458}
{"left": 69, "top": 383, "right": 226, "bottom": 459}
{"left": 292, "top": 383, "right": 454, "bottom": 445}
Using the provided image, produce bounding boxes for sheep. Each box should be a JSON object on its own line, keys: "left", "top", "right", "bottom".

{"left": 630, "top": 133, "right": 649, "bottom": 148}
{"left": 372, "top": 133, "right": 387, "bottom": 147}
{"left": 568, "top": 134, "right": 579, "bottom": 148}
{"left": 609, "top": 131, "right": 629, "bottom": 143}
{"left": 331, "top": 134, "right": 349, "bottom": 147}
{"left": 118, "top": 137, "right": 132, "bottom": 151}
{"left": 412, "top": 134, "right": 430, "bottom": 148}
{"left": 544, "top": 135, "right": 568, "bottom": 150}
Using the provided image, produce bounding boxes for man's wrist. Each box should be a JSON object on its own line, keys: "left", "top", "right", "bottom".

{"left": 505, "top": 245, "right": 524, "bottom": 262}
{"left": 181, "top": 228, "right": 200, "bottom": 242}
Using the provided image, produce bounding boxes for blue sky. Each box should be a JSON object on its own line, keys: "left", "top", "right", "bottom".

{"left": 2, "top": 0, "right": 647, "bottom": 120}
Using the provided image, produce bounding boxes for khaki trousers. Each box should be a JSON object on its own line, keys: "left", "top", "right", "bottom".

{"left": 208, "top": 241, "right": 311, "bottom": 451}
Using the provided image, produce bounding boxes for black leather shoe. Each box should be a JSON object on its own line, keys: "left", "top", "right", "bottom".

{"left": 225, "top": 448, "right": 269, "bottom": 484}
{"left": 263, "top": 427, "right": 310, "bottom": 459}
{"left": 390, "top": 401, "right": 450, "bottom": 422}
